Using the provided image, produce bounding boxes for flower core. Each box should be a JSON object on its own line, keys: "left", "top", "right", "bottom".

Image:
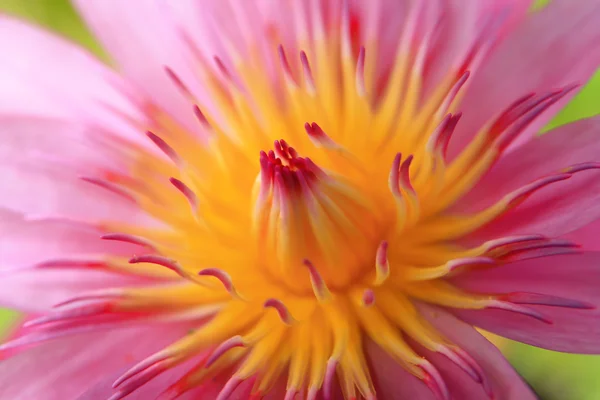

{"left": 8, "top": 5, "right": 594, "bottom": 400}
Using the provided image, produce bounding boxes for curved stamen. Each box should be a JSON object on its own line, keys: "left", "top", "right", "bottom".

{"left": 193, "top": 105, "right": 213, "bottom": 132}
{"left": 498, "top": 292, "right": 595, "bottom": 310}
{"left": 486, "top": 300, "right": 552, "bottom": 324}
{"left": 130, "top": 255, "right": 183, "bottom": 274}
{"left": 198, "top": 268, "right": 241, "bottom": 298}
{"left": 305, "top": 122, "right": 340, "bottom": 149}
{"left": 374, "top": 241, "right": 390, "bottom": 285}
{"left": 356, "top": 46, "right": 367, "bottom": 97}
{"left": 24, "top": 301, "right": 114, "bottom": 328}
{"left": 323, "top": 357, "right": 338, "bottom": 400}
{"left": 113, "top": 350, "right": 173, "bottom": 388}
{"left": 101, "top": 233, "right": 156, "bottom": 250}
{"left": 264, "top": 298, "right": 296, "bottom": 325}
{"left": 399, "top": 155, "right": 415, "bottom": 194}
{"left": 284, "top": 388, "right": 299, "bottom": 400}
{"left": 146, "top": 131, "right": 181, "bottom": 164}
{"left": 420, "top": 361, "right": 450, "bottom": 400}
{"left": 216, "top": 376, "right": 244, "bottom": 400}
{"left": 299, "top": 51, "right": 316, "bottom": 94}
{"left": 169, "top": 177, "right": 199, "bottom": 214}
{"left": 389, "top": 153, "right": 403, "bottom": 197}
{"left": 80, "top": 176, "right": 137, "bottom": 203}
{"left": 437, "top": 346, "right": 481, "bottom": 384}
{"left": 205, "top": 336, "right": 246, "bottom": 368}
{"left": 496, "top": 84, "right": 578, "bottom": 150}
{"left": 304, "top": 259, "right": 331, "bottom": 301}
{"left": 214, "top": 56, "right": 244, "bottom": 91}
{"left": 438, "top": 71, "right": 470, "bottom": 115}
{"left": 407, "top": 256, "right": 496, "bottom": 281}
{"left": 278, "top": 45, "right": 297, "bottom": 87}
{"left": 496, "top": 239, "right": 580, "bottom": 262}
{"left": 479, "top": 234, "right": 544, "bottom": 254}
{"left": 110, "top": 360, "right": 173, "bottom": 400}
{"left": 53, "top": 289, "right": 125, "bottom": 308}
{"left": 164, "top": 66, "right": 194, "bottom": 99}
{"left": 504, "top": 173, "right": 571, "bottom": 208}
{"left": 129, "top": 255, "right": 204, "bottom": 284}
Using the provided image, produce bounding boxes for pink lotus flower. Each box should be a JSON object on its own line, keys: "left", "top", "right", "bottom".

{"left": 1, "top": 0, "right": 600, "bottom": 399}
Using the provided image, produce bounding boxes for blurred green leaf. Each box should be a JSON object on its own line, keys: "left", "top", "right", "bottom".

{"left": 0, "top": 0, "right": 105, "bottom": 58}
{"left": 533, "top": 0, "right": 550, "bottom": 10}
{"left": 0, "top": 308, "right": 18, "bottom": 339}
{"left": 507, "top": 341, "right": 600, "bottom": 400}
{"left": 544, "top": 71, "right": 600, "bottom": 132}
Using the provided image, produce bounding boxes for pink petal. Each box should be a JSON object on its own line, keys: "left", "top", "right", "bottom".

{"left": 449, "top": 0, "right": 600, "bottom": 157}
{"left": 563, "top": 219, "right": 600, "bottom": 251}
{"left": 0, "top": 117, "right": 148, "bottom": 222}
{"left": 452, "top": 252, "right": 600, "bottom": 353}
{"left": 416, "top": 303, "right": 537, "bottom": 400}
{"left": 79, "top": 373, "right": 253, "bottom": 400}
{"left": 0, "top": 209, "right": 136, "bottom": 270}
{"left": 458, "top": 117, "right": 600, "bottom": 240}
{"left": 364, "top": 338, "right": 435, "bottom": 400}
{"left": 0, "top": 16, "right": 145, "bottom": 138}
{"left": 72, "top": 0, "right": 205, "bottom": 137}
{"left": 0, "top": 209, "right": 153, "bottom": 312}
{"left": 0, "top": 269, "right": 151, "bottom": 313}
{"left": 0, "top": 323, "right": 195, "bottom": 400}
{"left": 422, "top": 0, "right": 533, "bottom": 95}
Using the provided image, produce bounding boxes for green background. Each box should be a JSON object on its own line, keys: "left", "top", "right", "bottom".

{"left": 1, "top": 0, "right": 599, "bottom": 398}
